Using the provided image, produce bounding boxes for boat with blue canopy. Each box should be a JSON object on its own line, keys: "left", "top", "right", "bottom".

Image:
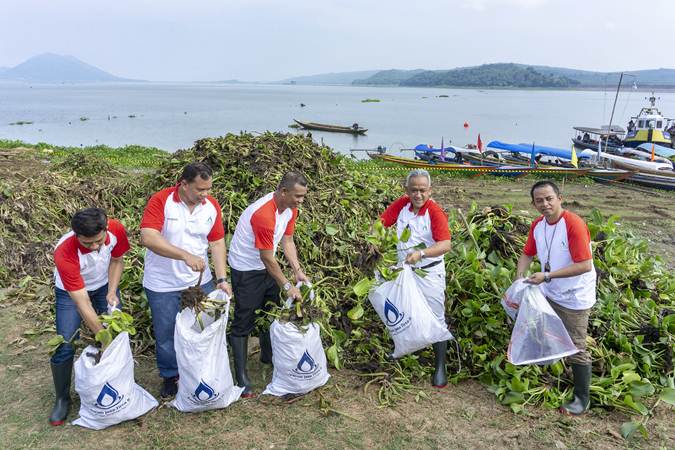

{"left": 486, "top": 141, "right": 591, "bottom": 160}
{"left": 638, "top": 143, "right": 675, "bottom": 159}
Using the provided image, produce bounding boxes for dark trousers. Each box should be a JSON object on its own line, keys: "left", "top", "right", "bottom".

{"left": 230, "top": 268, "right": 280, "bottom": 337}
{"left": 145, "top": 280, "right": 215, "bottom": 378}
{"left": 52, "top": 283, "right": 120, "bottom": 364}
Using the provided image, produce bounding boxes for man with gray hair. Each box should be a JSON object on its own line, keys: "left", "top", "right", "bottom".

{"left": 227, "top": 171, "right": 310, "bottom": 396}
{"left": 380, "top": 169, "right": 452, "bottom": 387}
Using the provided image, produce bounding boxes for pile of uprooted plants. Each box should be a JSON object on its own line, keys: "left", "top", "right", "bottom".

{"left": 0, "top": 132, "right": 673, "bottom": 421}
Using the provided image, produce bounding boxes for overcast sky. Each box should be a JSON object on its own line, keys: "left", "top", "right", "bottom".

{"left": 1, "top": 0, "right": 673, "bottom": 82}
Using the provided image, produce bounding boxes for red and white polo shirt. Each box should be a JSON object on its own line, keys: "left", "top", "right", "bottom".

{"left": 523, "top": 210, "right": 596, "bottom": 310}
{"left": 381, "top": 196, "right": 451, "bottom": 274}
{"left": 54, "top": 219, "right": 130, "bottom": 292}
{"left": 140, "top": 185, "right": 224, "bottom": 292}
{"left": 228, "top": 192, "right": 298, "bottom": 271}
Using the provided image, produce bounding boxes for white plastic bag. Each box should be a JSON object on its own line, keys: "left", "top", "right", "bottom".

{"left": 502, "top": 278, "right": 530, "bottom": 320}
{"left": 263, "top": 283, "right": 330, "bottom": 396}
{"left": 171, "top": 290, "right": 243, "bottom": 412}
{"left": 507, "top": 284, "right": 579, "bottom": 365}
{"left": 369, "top": 265, "right": 453, "bottom": 359}
{"left": 73, "top": 332, "right": 158, "bottom": 430}
{"left": 263, "top": 321, "right": 330, "bottom": 396}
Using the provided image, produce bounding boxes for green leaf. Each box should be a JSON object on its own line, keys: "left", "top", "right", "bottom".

{"left": 400, "top": 226, "right": 411, "bottom": 243}
{"left": 353, "top": 278, "right": 373, "bottom": 298}
{"left": 46, "top": 335, "right": 65, "bottom": 346}
{"left": 620, "top": 421, "right": 640, "bottom": 439}
{"left": 629, "top": 380, "right": 654, "bottom": 398}
{"left": 414, "top": 268, "right": 428, "bottom": 278}
{"left": 95, "top": 329, "right": 112, "bottom": 348}
{"left": 326, "top": 344, "right": 341, "bottom": 369}
{"left": 549, "top": 361, "right": 564, "bottom": 377}
{"left": 659, "top": 388, "right": 675, "bottom": 406}
{"left": 623, "top": 395, "right": 649, "bottom": 415}
{"left": 501, "top": 391, "right": 524, "bottom": 405}
{"left": 347, "top": 304, "right": 364, "bottom": 321}
{"left": 325, "top": 224, "right": 338, "bottom": 236}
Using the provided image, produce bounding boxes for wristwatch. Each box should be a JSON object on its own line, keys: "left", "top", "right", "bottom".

{"left": 283, "top": 281, "right": 292, "bottom": 292}
{"left": 544, "top": 272, "right": 551, "bottom": 283}
{"left": 419, "top": 249, "right": 426, "bottom": 258}
{"left": 216, "top": 277, "right": 227, "bottom": 284}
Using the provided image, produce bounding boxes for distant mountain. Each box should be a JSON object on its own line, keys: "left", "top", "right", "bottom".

{"left": 531, "top": 66, "right": 675, "bottom": 87}
{"left": 278, "top": 70, "right": 380, "bottom": 85}
{"left": 353, "top": 69, "right": 425, "bottom": 86}
{"left": 0, "top": 66, "right": 8, "bottom": 74}
{"left": 0, "top": 53, "right": 135, "bottom": 82}
{"left": 400, "top": 64, "right": 580, "bottom": 88}
{"left": 349, "top": 64, "right": 675, "bottom": 88}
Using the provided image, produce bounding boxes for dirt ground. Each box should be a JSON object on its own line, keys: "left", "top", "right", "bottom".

{"left": 0, "top": 307, "right": 673, "bottom": 450}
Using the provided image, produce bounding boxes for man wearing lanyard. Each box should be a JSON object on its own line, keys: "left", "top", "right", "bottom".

{"left": 227, "top": 171, "right": 309, "bottom": 397}
{"left": 516, "top": 180, "right": 596, "bottom": 415}
{"left": 380, "top": 169, "right": 452, "bottom": 387}
{"left": 140, "top": 162, "right": 232, "bottom": 398}
{"left": 50, "top": 208, "right": 130, "bottom": 425}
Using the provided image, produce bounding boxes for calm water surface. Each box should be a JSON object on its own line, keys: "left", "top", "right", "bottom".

{"left": 1, "top": 82, "right": 673, "bottom": 155}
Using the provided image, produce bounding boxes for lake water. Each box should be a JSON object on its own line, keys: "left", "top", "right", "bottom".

{"left": 1, "top": 82, "right": 674, "bottom": 155}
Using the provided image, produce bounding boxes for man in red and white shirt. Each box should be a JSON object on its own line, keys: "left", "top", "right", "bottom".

{"left": 380, "top": 169, "right": 452, "bottom": 388}
{"left": 50, "top": 208, "right": 130, "bottom": 426}
{"left": 227, "top": 171, "right": 309, "bottom": 396}
{"left": 517, "top": 180, "right": 596, "bottom": 415}
{"left": 140, "top": 162, "right": 232, "bottom": 398}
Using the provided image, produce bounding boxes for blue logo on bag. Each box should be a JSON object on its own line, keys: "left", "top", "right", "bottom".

{"left": 189, "top": 379, "right": 221, "bottom": 404}
{"left": 194, "top": 380, "right": 215, "bottom": 401}
{"left": 384, "top": 298, "right": 404, "bottom": 326}
{"left": 95, "top": 382, "right": 123, "bottom": 409}
{"left": 296, "top": 350, "right": 317, "bottom": 373}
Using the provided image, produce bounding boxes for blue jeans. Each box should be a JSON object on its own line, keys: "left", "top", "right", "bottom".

{"left": 52, "top": 283, "right": 120, "bottom": 364}
{"left": 145, "top": 280, "right": 215, "bottom": 378}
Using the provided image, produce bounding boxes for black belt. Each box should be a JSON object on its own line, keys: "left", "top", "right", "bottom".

{"left": 419, "top": 260, "right": 442, "bottom": 270}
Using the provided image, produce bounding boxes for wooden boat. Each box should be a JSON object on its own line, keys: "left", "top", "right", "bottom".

{"left": 369, "top": 153, "right": 591, "bottom": 177}
{"left": 583, "top": 151, "right": 675, "bottom": 177}
{"left": 627, "top": 172, "right": 675, "bottom": 190}
{"left": 571, "top": 126, "right": 625, "bottom": 152}
{"left": 294, "top": 119, "right": 367, "bottom": 135}
{"left": 460, "top": 152, "right": 634, "bottom": 182}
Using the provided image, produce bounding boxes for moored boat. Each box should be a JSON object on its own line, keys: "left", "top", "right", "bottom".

{"left": 368, "top": 153, "right": 591, "bottom": 177}
{"left": 293, "top": 119, "right": 367, "bottom": 135}
{"left": 623, "top": 93, "right": 674, "bottom": 148}
{"left": 461, "top": 149, "right": 633, "bottom": 182}
{"left": 571, "top": 126, "right": 625, "bottom": 152}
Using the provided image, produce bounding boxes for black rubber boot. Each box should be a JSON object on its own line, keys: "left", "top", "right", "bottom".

{"left": 432, "top": 341, "right": 448, "bottom": 388}
{"left": 49, "top": 359, "right": 73, "bottom": 426}
{"left": 230, "top": 335, "right": 254, "bottom": 397}
{"left": 259, "top": 329, "right": 273, "bottom": 364}
{"left": 160, "top": 376, "right": 179, "bottom": 399}
{"left": 560, "top": 363, "right": 591, "bottom": 415}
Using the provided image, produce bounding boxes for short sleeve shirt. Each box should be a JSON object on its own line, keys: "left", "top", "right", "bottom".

{"left": 140, "top": 185, "right": 224, "bottom": 292}
{"left": 380, "top": 196, "right": 451, "bottom": 274}
{"left": 228, "top": 192, "right": 297, "bottom": 271}
{"left": 523, "top": 210, "right": 596, "bottom": 310}
{"left": 54, "top": 219, "right": 130, "bottom": 292}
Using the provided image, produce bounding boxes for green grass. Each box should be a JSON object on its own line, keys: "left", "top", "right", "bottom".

{"left": 0, "top": 139, "right": 169, "bottom": 170}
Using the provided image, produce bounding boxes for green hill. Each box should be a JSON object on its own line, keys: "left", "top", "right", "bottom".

{"left": 350, "top": 64, "right": 675, "bottom": 88}
{"left": 399, "top": 64, "right": 579, "bottom": 88}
